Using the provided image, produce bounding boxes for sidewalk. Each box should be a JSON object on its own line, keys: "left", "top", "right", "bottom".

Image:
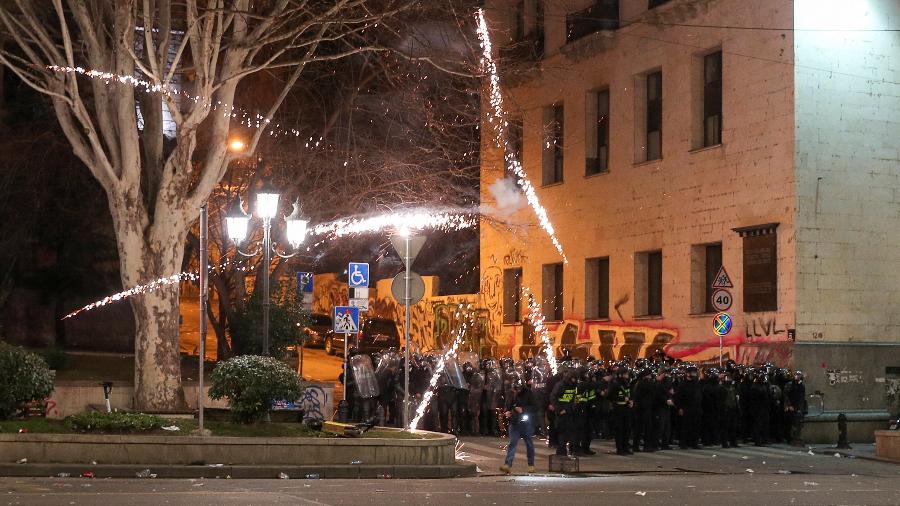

{"left": 458, "top": 437, "right": 900, "bottom": 477}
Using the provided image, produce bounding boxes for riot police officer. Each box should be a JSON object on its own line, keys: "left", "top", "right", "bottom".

{"left": 610, "top": 366, "right": 634, "bottom": 455}
{"left": 549, "top": 370, "right": 579, "bottom": 456}
{"left": 675, "top": 365, "right": 703, "bottom": 449}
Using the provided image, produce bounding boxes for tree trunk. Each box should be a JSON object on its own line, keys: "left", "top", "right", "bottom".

{"left": 114, "top": 195, "right": 189, "bottom": 411}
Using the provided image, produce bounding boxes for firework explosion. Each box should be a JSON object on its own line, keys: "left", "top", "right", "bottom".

{"left": 409, "top": 303, "right": 475, "bottom": 430}
{"left": 524, "top": 286, "right": 559, "bottom": 376}
{"left": 313, "top": 209, "right": 478, "bottom": 239}
{"left": 475, "top": 10, "right": 568, "bottom": 263}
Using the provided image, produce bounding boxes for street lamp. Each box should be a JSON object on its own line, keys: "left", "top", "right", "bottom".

{"left": 226, "top": 182, "right": 308, "bottom": 355}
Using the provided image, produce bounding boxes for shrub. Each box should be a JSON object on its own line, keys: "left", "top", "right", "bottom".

{"left": 208, "top": 355, "right": 304, "bottom": 423}
{"left": 0, "top": 343, "right": 55, "bottom": 420}
{"left": 65, "top": 411, "right": 166, "bottom": 432}
{"left": 229, "top": 285, "right": 311, "bottom": 357}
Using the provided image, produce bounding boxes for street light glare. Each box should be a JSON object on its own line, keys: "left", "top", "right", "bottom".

{"left": 228, "top": 139, "right": 246, "bottom": 152}
{"left": 255, "top": 179, "right": 280, "bottom": 219}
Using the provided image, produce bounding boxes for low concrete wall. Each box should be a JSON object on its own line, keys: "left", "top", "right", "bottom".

{"left": 0, "top": 430, "right": 456, "bottom": 466}
{"left": 45, "top": 381, "right": 333, "bottom": 421}
{"left": 802, "top": 411, "right": 891, "bottom": 444}
{"left": 875, "top": 431, "right": 900, "bottom": 461}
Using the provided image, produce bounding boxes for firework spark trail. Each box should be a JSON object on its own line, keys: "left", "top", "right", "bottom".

{"left": 62, "top": 272, "right": 198, "bottom": 320}
{"left": 61, "top": 210, "right": 477, "bottom": 320}
{"left": 523, "top": 286, "right": 559, "bottom": 375}
{"left": 46, "top": 65, "right": 320, "bottom": 141}
{"left": 313, "top": 209, "right": 479, "bottom": 238}
{"left": 475, "top": 10, "right": 568, "bottom": 263}
{"left": 409, "top": 303, "right": 474, "bottom": 430}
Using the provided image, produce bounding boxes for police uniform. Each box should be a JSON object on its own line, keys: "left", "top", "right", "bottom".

{"left": 549, "top": 375, "right": 578, "bottom": 456}
{"left": 610, "top": 377, "right": 633, "bottom": 455}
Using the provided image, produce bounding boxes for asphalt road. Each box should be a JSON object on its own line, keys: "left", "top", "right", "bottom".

{"left": 4, "top": 439, "right": 899, "bottom": 506}
{"left": 3, "top": 472, "right": 900, "bottom": 506}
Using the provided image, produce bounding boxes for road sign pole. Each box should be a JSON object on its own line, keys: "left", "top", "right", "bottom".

{"left": 719, "top": 334, "right": 724, "bottom": 368}
{"left": 198, "top": 204, "right": 208, "bottom": 435}
{"left": 343, "top": 334, "right": 349, "bottom": 401}
{"left": 403, "top": 235, "right": 411, "bottom": 429}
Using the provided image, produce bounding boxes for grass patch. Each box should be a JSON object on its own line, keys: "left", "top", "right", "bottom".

{"left": 0, "top": 418, "right": 70, "bottom": 434}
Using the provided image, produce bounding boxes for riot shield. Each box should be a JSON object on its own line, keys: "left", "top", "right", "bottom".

{"left": 442, "top": 358, "right": 468, "bottom": 389}
{"left": 375, "top": 351, "right": 401, "bottom": 392}
{"left": 350, "top": 354, "right": 380, "bottom": 399}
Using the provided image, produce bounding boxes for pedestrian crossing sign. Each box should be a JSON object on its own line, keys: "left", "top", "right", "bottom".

{"left": 333, "top": 306, "right": 359, "bottom": 334}
{"left": 711, "top": 266, "right": 734, "bottom": 289}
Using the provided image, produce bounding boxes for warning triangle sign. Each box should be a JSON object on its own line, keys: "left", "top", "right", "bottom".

{"left": 711, "top": 266, "right": 734, "bottom": 289}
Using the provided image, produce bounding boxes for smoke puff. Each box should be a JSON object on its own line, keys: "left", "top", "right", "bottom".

{"left": 482, "top": 176, "right": 524, "bottom": 218}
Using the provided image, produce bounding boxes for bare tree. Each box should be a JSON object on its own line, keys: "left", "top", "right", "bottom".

{"left": 0, "top": 0, "right": 409, "bottom": 410}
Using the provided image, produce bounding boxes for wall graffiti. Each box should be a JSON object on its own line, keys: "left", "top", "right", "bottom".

{"left": 826, "top": 369, "right": 864, "bottom": 386}
{"left": 297, "top": 385, "right": 328, "bottom": 422}
{"left": 743, "top": 315, "right": 788, "bottom": 339}
{"left": 503, "top": 248, "right": 527, "bottom": 266}
{"left": 499, "top": 316, "right": 793, "bottom": 367}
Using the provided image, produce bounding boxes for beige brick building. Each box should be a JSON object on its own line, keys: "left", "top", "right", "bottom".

{"left": 479, "top": 0, "right": 900, "bottom": 426}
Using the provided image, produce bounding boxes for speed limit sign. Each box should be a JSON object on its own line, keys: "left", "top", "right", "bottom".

{"left": 711, "top": 289, "right": 733, "bottom": 312}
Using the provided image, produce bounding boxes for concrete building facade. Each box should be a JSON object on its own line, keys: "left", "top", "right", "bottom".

{"left": 479, "top": 0, "right": 900, "bottom": 423}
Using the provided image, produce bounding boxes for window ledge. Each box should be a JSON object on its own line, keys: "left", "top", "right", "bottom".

{"left": 584, "top": 170, "right": 610, "bottom": 179}
{"left": 502, "top": 322, "right": 523, "bottom": 327}
{"left": 540, "top": 181, "right": 564, "bottom": 188}
{"left": 688, "top": 312, "right": 718, "bottom": 317}
{"left": 632, "top": 158, "right": 662, "bottom": 168}
{"left": 633, "top": 315, "right": 663, "bottom": 321}
{"left": 584, "top": 318, "right": 611, "bottom": 323}
{"left": 689, "top": 143, "right": 724, "bottom": 154}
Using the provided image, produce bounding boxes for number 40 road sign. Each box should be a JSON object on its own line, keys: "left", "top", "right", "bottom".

{"left": 711, "top": 288, "right": 732, "bottom": 312}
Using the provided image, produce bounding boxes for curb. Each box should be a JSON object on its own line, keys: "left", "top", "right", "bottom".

{"left": 0, "top": 461, "right": 477, "bottom": 479}
{"left": 809, "top": 447, "right": 899, "bottom": 465}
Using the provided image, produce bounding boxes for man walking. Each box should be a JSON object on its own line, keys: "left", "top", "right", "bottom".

{"left": 500, "top": 380, "right": 537, "bottom": 474}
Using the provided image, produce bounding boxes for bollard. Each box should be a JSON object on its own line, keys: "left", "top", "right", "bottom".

{"left": 100, "top": 382, "right": 113, "bottom": 413}
{"left": 337, "top": 399, "right": 350, "bottom": 422}
{"left": 837, "top": 413, "right": 851, "bottom": 449}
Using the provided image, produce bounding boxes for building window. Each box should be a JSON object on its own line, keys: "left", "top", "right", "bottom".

{"left": 508, "top": 118, "right": 523, "bottom": 169}
{"left": 542, "top": 263, "right": 564, "bottom": 321}
{"left": 735, "top": 224, "right": 779, "bottom": 312}
{"left": 649, "top": 0, "right": 671, "bottom": 7}
{"left": 566, "top": 0, "right": 620, "bottom": 43}
{"left": 635, "top": 250, "right": 662, "bottom": 317}
{"left": 585, "top": 257, "right": 610, "bottom": 319}
{"left": 513, "top": 0, "right": 525, "bottom": 41}
{"left": 646, "top": 71, "right": 662, "bottom": 161}
{"left": 542, "top": 103, "right": 564, "bottom": 185}
{"left": 691, "top": 243, "right": 723, "bottom": 313}
{"left": 703, "top": 51, "right": 723, "bottom": 147}
{"left": 503, "top": 268, "right": 522, "bottom": 324}
{"left": 585, "top": 89, "right": 610, "bottom": 175}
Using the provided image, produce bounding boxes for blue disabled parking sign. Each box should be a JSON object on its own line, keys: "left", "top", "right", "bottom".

{"left": 297, "top": 271, "right": 314, "bottom": 293}
{"left": 348, "top": 262, "right": 369, "bottom": 288}
{"left": 333, "top": 306, "right": 359, "bottom": 334}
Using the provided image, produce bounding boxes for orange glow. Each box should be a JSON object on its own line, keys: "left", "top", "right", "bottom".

{"left": 228, "top": 139, "right": 246, "bottom": 153}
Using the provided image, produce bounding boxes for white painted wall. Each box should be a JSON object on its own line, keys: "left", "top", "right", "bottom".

{"left": 794, "top": 0, "right": 900, "bottom": 343}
